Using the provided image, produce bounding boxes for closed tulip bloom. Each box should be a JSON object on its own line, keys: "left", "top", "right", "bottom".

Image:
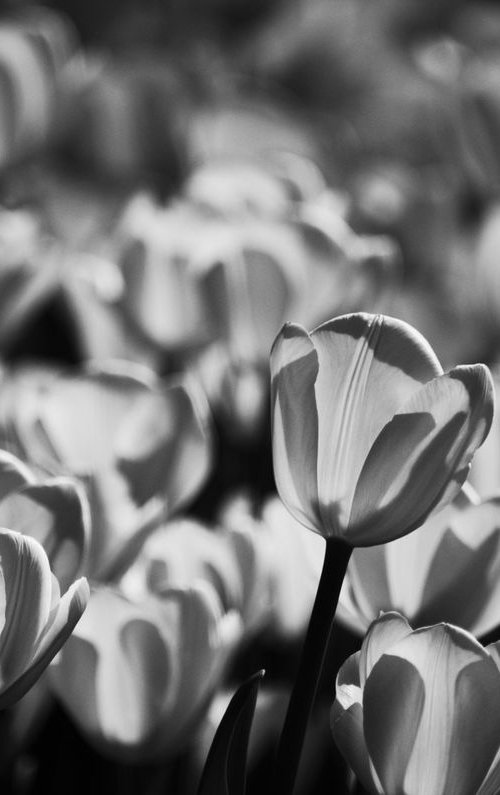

{"left": 271, "top": 312, "right": 494, "bottom": 545}
{"left": 337, "top": 484, "right": 500, "bottom": 637}
{"left": 49, "top": 584, "right": 241, "bottom": 760}
{"left": 0, "top": 528, "right": 89, "bottom": 710}
{"left": 332, "top": 612, "right": 500, "bottom": 795}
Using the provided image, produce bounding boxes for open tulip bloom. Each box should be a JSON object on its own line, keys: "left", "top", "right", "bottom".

{"left": 270, "top": 312, "right": 494, "bottom": 794}
{"left": 332, "top": 612, "right": 500, "bottom": 795}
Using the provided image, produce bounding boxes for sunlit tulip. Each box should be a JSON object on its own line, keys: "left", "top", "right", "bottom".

{"left": 0, "top": 361, "right": 212, "bottom": 576}
{"left": 0, "top": 528, "right": 89, "bottom": 710}
{"left": 49, "top": 584, "right": 241, "bottom": 760}
{"left": 332, "top": 612, "right": 500, "bottom": 795}
{"left": 271, "top": 312, "right": 494, "bottom": 545}
{"left": 337, "top": 483, "right": 500, "bottom": 637}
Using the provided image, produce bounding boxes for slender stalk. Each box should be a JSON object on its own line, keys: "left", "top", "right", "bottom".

{"left": 273, "top": 536, "right": 352, "bottom": 795}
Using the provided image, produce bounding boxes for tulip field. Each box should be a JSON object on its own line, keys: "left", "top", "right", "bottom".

{"left": 3, "top": 1, "right": 500, "bottom": 794}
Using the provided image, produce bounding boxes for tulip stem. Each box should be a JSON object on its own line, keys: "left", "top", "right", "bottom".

{"left": 273, "top": 537, "right": 352, "bottom": 795}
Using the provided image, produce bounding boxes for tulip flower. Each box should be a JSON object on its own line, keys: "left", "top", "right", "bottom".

{"left": 332, "top": 612, "right": 500, "bottom": 795}
{"left": 271, "top": 311, "right": 494, "bottom": 795}
{"left": 337, "top": 483, "right": 500, "bottom": 638}
{"left": 49, "top": 584, "right": 241, "bottom": 760}
{"left": 0, "top": 361, "right": 212, "bottom": 578}
{"left": 124, "top": 512, "right": 274, "bottom": 638}
{"left": 220, "top": 494, "right": 324, "bottom": 639}
{"left": 0, "top": 528, "right": 89, "bottom": 710}
{"left": 271, "top": 311, "right": 494, "bottom": 546}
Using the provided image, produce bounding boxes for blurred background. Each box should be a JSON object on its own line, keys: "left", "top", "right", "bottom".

{"left": 2, "top": 0, "right": 500, "bottom": 793}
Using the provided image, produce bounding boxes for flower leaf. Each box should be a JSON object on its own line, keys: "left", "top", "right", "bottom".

{"left": 197, "top": 670, "right": 264, "bottom": 795}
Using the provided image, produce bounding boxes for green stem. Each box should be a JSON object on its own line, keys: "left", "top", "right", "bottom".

{"left": 273, "top": 536, "right": 352, "bottom": 795}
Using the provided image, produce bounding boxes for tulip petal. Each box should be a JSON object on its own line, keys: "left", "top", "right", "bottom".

{"left": 0, "top": 530, "right": 54, "bottom": 684}
{"left": 365, "top": 625, "right": 500, "bottom": 795}
{"left": 0, "top": 450, "right": 34, "bottom": 499}
{"left": 53, "top": 588, "right": 171, "bottom": 750}
{"left": 349, "top": 364, "right": 494, "bottom": 544}
{"left": 331, "top": 697, "right": 380, "bottom": 794}
{"left": 116, "top": 380, "right": 211, "bottom": 511}
{"left": 0, "top": 478, "right": 90, "bottom": 587}
{"left": 417, "top": 526, "right": 500, "bottom": 633}
{"left": 39, "top": 367, "right": 151, "bottom": 473}
{"left": 0, "top": 576, "right": 89, "bottom": 710}
{"left": 359, "top": 612, "right": 411, "bottom": 686}
{"left": 364, "top": 653, "right": 425, "bottom": 795}
{"left": 344, "top": 547, "right": 392, "bottom": 627}
{"left": 270, "top": 323, "right": 321, "bottom": 532}
{"left": 311, "top": 313, "right": 442, "bottom": 536}
{"left": 478, "top": 645, "right": 500, "bottom": 795}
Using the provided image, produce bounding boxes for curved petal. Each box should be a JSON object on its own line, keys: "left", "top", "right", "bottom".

{"left": 39, "top": 367, "right": 151, "bottom": 473}
{"left": 270, "top": 323, "right": 321, "bottom": 532}
{"left": 348, "top": 364, "right": 494, "bottom": 545}
{"left": 0, "top": 576, "right": 89, "bottom": 710}
{"left": 311, "top": 313, "right": 442, "bottom": 536}
{"left": 52, "top": 587, "right": 171, "bottom": 752}
{"left": 366, "top": 624, "right": 500, "bottom": 795}
{"left": 0, "top": 530, "right": 54, "bottom": 684}
{"left": 10, "top": 477, "right": 90, "bottom": 587}
{"left": 116, "top": 379, "right": 212, "bottom": 512}
{"left": 0, "top": 450, "right": 34, "bottom": 500}
{"left": 331, "top": 697, "right": 380, "bottom": 794}
{"left": 364, "top": 653, "right": 425, "bottom": 795}
{"left": 359, "top": 612, "right": 411, "bottom": 686}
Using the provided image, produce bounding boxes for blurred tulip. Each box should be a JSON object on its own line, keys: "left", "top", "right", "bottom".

{"left": 332, "top": 612, "right": 500, "bottom": 795}
{"left": 271, "top": 312, "right": 493, "bottom": 545}
{"left": 0, "top": 528, "right": 88, "bottom": 710}
{"left": 185, "top": 159, "right": 292, "bottom": 219}
{"left": 0, "top": 449, "right": 89, "bottom": 590}
{"left": 220, "top": 494, "right": 324, "bottom": 639}
{"left": 116, "top": 196, "right": 210, "bottom": 352}
{"left": 49, "top": 584, "right": 241, "bottom": 760}
{"left": 127, "top": 511, "right": 273, "bottom": 638}
{"left": 0, "top": 360, "right": 212, "bottom": 577}
{"left": 337, "top": 483, "right": 500, "bottom": 637}
{"left": 122, "top": 518, "right": 242, "bottom": 610}
{"left": 0, "top": 206, "right": 62, "bottom": 350}
{"left": 0, "top": 7, "right": 79, "bottom": 167}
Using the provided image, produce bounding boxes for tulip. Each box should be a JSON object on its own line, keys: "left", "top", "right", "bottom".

{"left": 0, "top": 528, "right": 89, "bottom": 710}
{"left": 0, "top": 361, "right": 212, "bottom": 578}
{"left": 270, "top": 311, "right": 494, "bottom": 795}
{"left": 124, "top": 511, "right": 274, "bottom": 638}
{"left": 220, "top": 494, "right": 324, "bottom": 639}
{"left": 337, "top": 482, "right": 500, "bottom": 638}
{"left": 332, "top": 612, "right": 500, "bottom": 795}
{"left": 271, "top": 311, "right": 494, "bottom": 545}
{"left": 49, "top": 584, "right": 241, "bottom": 760}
